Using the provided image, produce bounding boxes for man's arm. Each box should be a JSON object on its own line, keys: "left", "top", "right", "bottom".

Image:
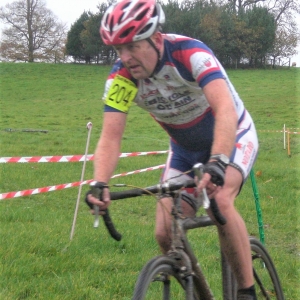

{"left": 198, "top": 78, "right": 238, "bottom": 195}
{"left": 94, "top": 111, "right": 127, "bottom": 182}
{"left": 203, "top": 78, "right": 238, "bottom": 157}
{"left": 87, "top": 111, "right": 127, "bottom": 210}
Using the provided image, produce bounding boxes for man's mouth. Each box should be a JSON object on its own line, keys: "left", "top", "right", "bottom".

{"left": 129, "top": 65, "right": 141, "bottom": 71}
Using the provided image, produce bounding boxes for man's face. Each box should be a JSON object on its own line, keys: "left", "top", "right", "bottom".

{"left": 114, "top": 39, "right": 158, "bottom": 79}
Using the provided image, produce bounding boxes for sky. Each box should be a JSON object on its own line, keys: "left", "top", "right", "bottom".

{"left": 0, "top": 0, "right": 300, "bottom": 66}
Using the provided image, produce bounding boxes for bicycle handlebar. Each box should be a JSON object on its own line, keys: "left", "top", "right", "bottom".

{"left": 92, "top": 170, "right": 227, "bottom": 241}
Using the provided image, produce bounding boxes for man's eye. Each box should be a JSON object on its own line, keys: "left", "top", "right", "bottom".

{"left": 128, "top": 45, "right": 134, "bottom": 50}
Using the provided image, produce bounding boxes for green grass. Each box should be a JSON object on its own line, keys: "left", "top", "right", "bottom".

{"left": 0, "top": 63, "right": 299, "bottom": 299}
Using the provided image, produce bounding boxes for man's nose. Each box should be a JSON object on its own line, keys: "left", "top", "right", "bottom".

{"left": 119, "top": 48, "right": 132, "bottom": 62}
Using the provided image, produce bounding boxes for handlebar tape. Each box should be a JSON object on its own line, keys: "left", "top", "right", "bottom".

{"left": 95, "top": 180, "right": 226, "bottom": 241}
{"left": 102, "top": 209, "right": 122, "bottom": 241}
{"left": 210, "top": 198, "right": 227, "bottom": 225}
{"left": 91, "top": 185, "right": 123, "bottom": 241}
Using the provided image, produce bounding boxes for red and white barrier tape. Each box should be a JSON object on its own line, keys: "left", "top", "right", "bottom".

{"left": 257, "top": 130, "right": 300, "bottom": 134}
{"left": 257, "top": 130, "right": 284, "bottom": 133}
{"left": 0, "top": 164, "right": 165, "bottom": 200}
{"left": 0, "top": 150, "right": 168, "bottom": 164}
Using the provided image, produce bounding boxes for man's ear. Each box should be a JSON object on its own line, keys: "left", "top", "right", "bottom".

{"left": 152, "top": 31, "right": 163, "bottom": 50}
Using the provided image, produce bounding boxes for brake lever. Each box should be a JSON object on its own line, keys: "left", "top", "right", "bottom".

{"left": 93, "top": 205, "right": 100, "bottom": 228}
{"left": 193, "top": 163, "right": 210, "bottom": 209}
{"left": 90, "top": 183, "right": 122, "bottom": 240}
{"left": 91, "top": 183, "right": 101, "bottom": 228}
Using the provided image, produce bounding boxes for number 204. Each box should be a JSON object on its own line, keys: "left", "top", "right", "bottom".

{"left": 109, "top": 83, "right": 133, "bottom": 105}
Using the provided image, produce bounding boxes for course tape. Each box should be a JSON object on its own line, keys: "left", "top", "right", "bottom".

{"left": 0, "top": 150, "right": 169, "bottom": 164}
{"left": 257, "top": 130, "right": 300, "bottom": 134}
{"left": 0, "top": 164, "right": 165, "bottom": 200}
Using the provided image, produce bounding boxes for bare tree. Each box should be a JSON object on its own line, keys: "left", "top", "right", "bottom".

{"left": 0, "top": 0, "right": 67, "bottom": 62}
{"left": 266, "top": 0, "right": 300, "bottom": 62}
{"left": 269, "top": 28, "right": 298, "bottom": 66}
{"left": 226, "top": 0, "right": 300, "bottom": 62}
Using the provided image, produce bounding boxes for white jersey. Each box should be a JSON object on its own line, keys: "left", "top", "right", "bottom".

{"left": 103, "top": 34, "right": 258, "bottom": 179}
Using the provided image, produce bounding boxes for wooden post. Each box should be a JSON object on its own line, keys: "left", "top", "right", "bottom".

{"left": 283, "top": 124, "right": 286, "bottom": 150}
{"left": 287, "top": 129, "right": 291, "bottom": 157}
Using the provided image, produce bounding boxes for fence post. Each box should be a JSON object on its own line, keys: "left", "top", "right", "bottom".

{"left": 283, "top": 124, "right": 286, "bottom": 150}
{"left": 287, "top": 129, "right": 291, "bottom": 157}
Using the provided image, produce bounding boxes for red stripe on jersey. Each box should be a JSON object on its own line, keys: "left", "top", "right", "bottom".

{"left": 108, "top": 67, "right": 131, "bottom": 80}
{"left": 196, "top": 67, "right": 220, "bottom": 83}
{"left": 172, "top": 48, "right": 200, "bottom": 72}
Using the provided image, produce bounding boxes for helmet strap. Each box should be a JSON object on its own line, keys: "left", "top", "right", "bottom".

{"left": 146, "top": 38, "right": 161, "bottom": 78}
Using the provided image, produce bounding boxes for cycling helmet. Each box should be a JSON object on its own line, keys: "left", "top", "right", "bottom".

{"left": 100, "top": 0, "right": 165, "bottom": 45}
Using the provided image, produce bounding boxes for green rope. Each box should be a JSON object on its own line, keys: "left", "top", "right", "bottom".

{"left": 250, "top": 169, "right": 265, "bottom": 244}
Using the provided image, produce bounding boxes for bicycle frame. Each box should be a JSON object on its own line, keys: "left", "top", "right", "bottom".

{"left": 91, "top": 172, "right": 284, "bottom": 300}
{"left": 165, "top": 190, "right": 225, "bottom": 300}
{"left": 165, "top": 188, "right": 239, "bottom": 300}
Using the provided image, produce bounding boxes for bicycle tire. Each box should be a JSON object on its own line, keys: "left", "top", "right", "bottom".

{"left": 132, "top": 255, "right": 195, "bottom": 300}
{"left": 221, "top": 251, "right": 238, "bottom": 300}
{"left": 250, "top": 237, "right": 285, "bottom": 300}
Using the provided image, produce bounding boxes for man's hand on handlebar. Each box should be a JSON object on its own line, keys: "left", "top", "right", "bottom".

{"left": 196, "top": 160, "right": 226, "bottom": 199}
{"left": 85, "top": 182, "right": 111, "bottom": 215}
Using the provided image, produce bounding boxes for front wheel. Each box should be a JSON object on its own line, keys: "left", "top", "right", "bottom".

{"left": 132, "top": 255, "right": 194, "bottom": 300}
{"left": 250, "top": 237, "right": 284, "bottom": 300}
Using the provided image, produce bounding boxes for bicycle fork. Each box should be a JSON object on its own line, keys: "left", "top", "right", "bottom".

{"left": 182, "top": 234, "right": 215, "bottom": 300}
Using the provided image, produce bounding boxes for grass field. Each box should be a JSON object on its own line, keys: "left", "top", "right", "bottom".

{"left": 0, "top": 63, "right": 299, "bottom": 299}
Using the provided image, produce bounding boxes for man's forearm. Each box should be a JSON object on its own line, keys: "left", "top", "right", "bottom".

{"left": 93, "top": 138, "right": 121, "bottom": 183}
{"left": 211, "top": 107, "right": 238, "bottom": 158}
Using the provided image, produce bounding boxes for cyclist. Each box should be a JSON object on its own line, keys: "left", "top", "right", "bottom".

{"left": 86, "top": 1, "right": 258, "bottom": 299}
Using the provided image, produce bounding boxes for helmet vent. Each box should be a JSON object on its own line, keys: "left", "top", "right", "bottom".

{"left": 109, "top": 17, "right": 114, "bottom": 34}
{"left": 121, "top": 2, "right": 131, "bottom": 10}
{"left": 118, "top": 12, "right": 125, "bottom": 24}
{"left": 119, "top": 26, "right": 135, "bottom": 38}
{"left": 135, "top": 3, "right": 145, "bottom": 10}
{"left": 139, "top": 23, "right": 153, "bottom": 34}
{"left": 135, "top": 9, "right": 148, "bottom": 21}
{"left": 152, "top": 5, "right": 158, "bottom": 17}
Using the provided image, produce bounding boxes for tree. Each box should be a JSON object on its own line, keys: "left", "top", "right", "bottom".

{"left": 79, "top": 13, "right": 103, "bottom": 63}
{"left": 269, "top": 28, "right": 298, "bottom": 67}
{"left": 80, "top": 1, "right": 115, "bottom": 64}
{"left": 65, "top": 1, "right": 116, "bottom": 64}
{"left": 197, "top": 4, "right": 276, "bottom": 67}
{"left": 267, "top": 0, "right": 300, "bottom": 63}
{"left": 162, "top": 0, "right": 210, "bottom": 39}
{"left": 226, "top": 0, "right": 300, "bottom": 63}
{"left": 239, "top": 6, "right": 276, "bottom": 66}
{"left": 0, "top": 0, "right": 67, "bottom": 62}
{"left": 65, "top": 12, "right": 90, "bottom": 63}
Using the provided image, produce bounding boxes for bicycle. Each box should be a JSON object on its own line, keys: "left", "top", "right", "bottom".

{"left": 91, "top": 163, "right": 284, "bottom": 300}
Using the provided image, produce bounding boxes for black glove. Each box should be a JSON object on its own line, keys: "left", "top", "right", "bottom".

{"left": 203, "top": 161, "right": 226, "bottom": 186}
{"left": 85, "top": 182, "right": 109, "bottom": 209}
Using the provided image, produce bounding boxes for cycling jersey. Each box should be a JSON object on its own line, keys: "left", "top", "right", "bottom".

{"left": 103, "top": 33, "right": 258, "bottom": 181}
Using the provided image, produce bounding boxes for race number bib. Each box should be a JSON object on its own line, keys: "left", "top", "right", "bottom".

{"left": 105, "top": 75, "right": 137, "bottom": 113}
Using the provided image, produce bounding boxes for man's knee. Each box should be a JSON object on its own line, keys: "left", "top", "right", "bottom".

{"left": 212, "top": 168, "right": 242, "bottom": 214}
{"left": 155, "top": 227, "right": 171, "bottom": 254}
{"left": 155, "top": 197, "right": 173, "bottom": 253}
{"left": 213, "top": 192, "right": 234, "bottom": 213}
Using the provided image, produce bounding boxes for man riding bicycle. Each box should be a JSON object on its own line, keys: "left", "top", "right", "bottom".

{"left": 86, "top": 1, "right": 259, "bottom": 299}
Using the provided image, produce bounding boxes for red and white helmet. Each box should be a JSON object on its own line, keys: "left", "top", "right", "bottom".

{"left": 100, "top": 0, "right": 165, "bottom": 45}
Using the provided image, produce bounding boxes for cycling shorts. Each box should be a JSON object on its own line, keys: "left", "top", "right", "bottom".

{"left": 160, "top": 109, "right": 259, "bottom": 210}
